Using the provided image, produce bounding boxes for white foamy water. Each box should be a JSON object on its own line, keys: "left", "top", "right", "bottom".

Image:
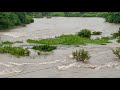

{"left": 57, "top": 62, "right": 120, "bottom": 70}
{"left": 0, "top": 63, "right": 23, "bottom": 75}
{"left": 2, "top": 32, "right": 29, "bottom": 38}
{"left": 0, "top": 60, "right": 62, "bottom": 75}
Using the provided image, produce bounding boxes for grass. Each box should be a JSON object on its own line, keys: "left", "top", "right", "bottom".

{"left": 32, "top": 45, "right": 57, "bottom": 52}
{"left": 0, "top": 46, "right": 30, "bottom": 57}
{"left": 27, "top": 34, "right": 110, "bottom": 45}
{"left": 1, "top": 41, "right": 14, "bottom": 44}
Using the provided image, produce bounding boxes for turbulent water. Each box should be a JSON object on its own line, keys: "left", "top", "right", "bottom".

{"left": 0, "top": 17, "right": 120, "bottom": 78}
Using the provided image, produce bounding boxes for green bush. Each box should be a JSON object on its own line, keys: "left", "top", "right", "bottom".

{"left": 32, "top": 45, "right": 57, "bottom": 52}
{"left": 92, "top": 31, "right": 102, "bottom": 35}
{"left": 112, "top": 48, "right": 120, "bottom": 59}
{"left": 0, "top": 46, "right": 30, "bottom": 57}
{"left": 0, "top": 12, "right": 34, "bottom": 30}
{"left": 25, "top": 15, "right": 34, "bottom": 24}
{"left": 72, "top": 49, "right": 91, "bottom": 62}
{"left": 77, "top": 29, "right": 92, "bottom": 38}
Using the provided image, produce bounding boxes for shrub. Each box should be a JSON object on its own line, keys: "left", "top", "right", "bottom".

{"left": 72, "top": 49, "right": 91, "bottom": 62}
{"left": 77, "top": 29, "right": 92, "bottom": 38}
{"left": 92, "top": 31, "right": 102, "bottom": 35}
{"left": 112, "top": 48, "right": 120, "bottom": 59}
{"left": 111, "top": 33, "right": 119, "bottom": 38}
{"left": 32, "top": 45, "right": 57, "bottom": 52}
{"left": 111, "top": 28, "right": 120, "bottom": 38}
{"left": 117, "top": 37, "right": 120, "bottom": 43}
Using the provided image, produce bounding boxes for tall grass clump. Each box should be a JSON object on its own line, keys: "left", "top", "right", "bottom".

{"left": 72, "top": 49, "right": 91, "bottom": 62}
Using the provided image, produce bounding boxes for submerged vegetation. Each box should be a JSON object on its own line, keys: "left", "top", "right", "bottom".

{"left": 92, "top": 31, "right": 102, "bottom": 35}
{"left": 72, "top": 49, "right": 91, "bottom": 62}
{"left": 27, "top": 34, "right": 110, "bottom": 45}
{"left": 1, "top": 41, "right": 14, "bottom": 44}
{"left": 112, "top": 48, "right": 120, "bottom": 59}
{"left": 111, "top": 28, "right": 120, "bottom": 39}
{"left": 0, "top": 46, "right": 30, "bottom": 57}
{"left": 117, "top": 37, "right": 120, "bottom": 43}
{"left": 111, "top": 28, "right": 120, "bottom": 42}
{"left": 32, "top": 45, "right": 57, "bottom": 52}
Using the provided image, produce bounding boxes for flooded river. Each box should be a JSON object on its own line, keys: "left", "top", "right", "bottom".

{"left": 0, "top": 17, "right": 120, "bottom": 78}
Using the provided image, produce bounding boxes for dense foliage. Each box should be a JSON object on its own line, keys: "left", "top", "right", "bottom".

{"left": 105, "top": 12, "right": 120, "bottom": 23}
{"left": 27, "top": 34, "right": 110, "bottom": 45}
{"left": 0, "top": 12, "right": 34, "bottom": 30}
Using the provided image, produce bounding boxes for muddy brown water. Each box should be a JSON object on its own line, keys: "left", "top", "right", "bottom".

{"left": 0, "top": 17, "right": 120, "bottom": 78}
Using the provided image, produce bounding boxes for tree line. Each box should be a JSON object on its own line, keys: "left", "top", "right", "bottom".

{"left": 0, "top": 12, "right": 34, "bottom": 30}
{"left": 30, "top": 12, "right": 120, "bottom": 23}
